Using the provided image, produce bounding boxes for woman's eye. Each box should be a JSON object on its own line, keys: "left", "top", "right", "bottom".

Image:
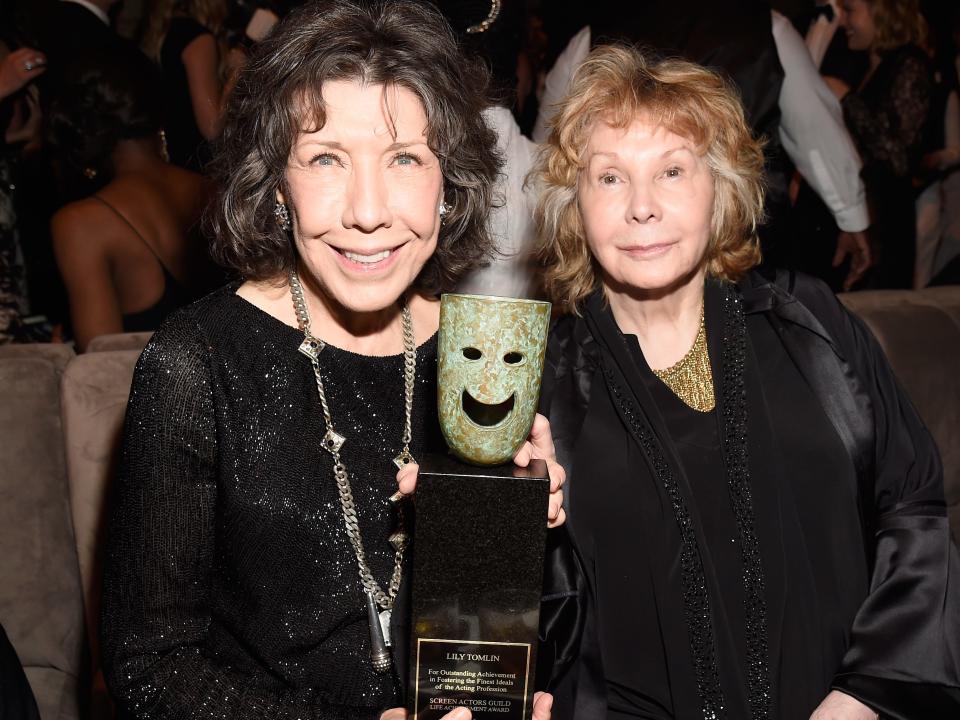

{"left": 311, "top": 153, "right": 340, "bottom": 167}
{"left": 599, "top": 173, "right": 619, "bottom": 185}
{"left": 664, "top": 166, "right": 683, "bottom": 179}
{"left": 394, "top": 152, "right": 422, "bottom": 167}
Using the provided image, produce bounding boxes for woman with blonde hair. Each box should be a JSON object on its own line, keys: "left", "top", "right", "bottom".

{"left": 537, "top": 45, "right": 960, "bottom": 720}
{"left": 141, "top": 0, "right": 228, "bottom": 171}
{"left": 824, "top": 0, "right": 933, "bottom": 288}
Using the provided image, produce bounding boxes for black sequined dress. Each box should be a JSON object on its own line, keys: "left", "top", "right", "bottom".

{"left": 101, "top": 284, "right": 444, "bottom": 719}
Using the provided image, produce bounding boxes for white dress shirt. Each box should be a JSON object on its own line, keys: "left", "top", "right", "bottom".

{"left": 532, "top": 25, "right": 591, "bottom": 145}
{"left": 457, "top": 106, "right": 541, "bottom": 299}
{"left": 772, "top": 10, "right": 868, "bottom": 232}
{"left": 804, "top": 0, "right": 842, "bottom": 70}
{"left": 61, "top": 0, "right": 110, "bottom": 26}
{"left": 534, "top": 18, "right": 869, "bottom": 233}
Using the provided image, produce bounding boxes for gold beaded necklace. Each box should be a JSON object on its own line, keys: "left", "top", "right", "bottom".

{"left": 651, "top": 304, "right": 715, "bottom": 412}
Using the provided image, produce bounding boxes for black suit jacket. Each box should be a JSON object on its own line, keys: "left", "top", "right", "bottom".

{"left": 36, "top": 1, "right": 116, "bottom": 62}
{"left": 34, "top": 1, "right": 138, "bottom": 104}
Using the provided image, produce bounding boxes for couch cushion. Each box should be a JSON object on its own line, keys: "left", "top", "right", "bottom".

{"left": 840, "top": 287, "right": 960, "bottom": 540}
{"left": 24, "top": 667, "right": 79, "bottom": 720}
{"left": 918, "top": 286, "right": 960, "bottom": 536}
{"left": 0, "top": 343, "right": 75, "bottom": 372}
{"left": 85, "top": 332, "right": 153, "bottom": 353}
{"left": 0, "top": 354, "right": 84, "bottom": 720}
{"left": 920, "top": 285, "right": 960, "bottom": 326}
{"left": 60, "top": 350, "right": 141, "bottom": 669}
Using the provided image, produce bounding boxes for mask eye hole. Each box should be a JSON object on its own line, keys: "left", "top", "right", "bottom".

{"left": 462, "top": 347, "right": 482, "bottom": 360}
{"left": 503, "top": 351, "right": 524, "bottom": 365}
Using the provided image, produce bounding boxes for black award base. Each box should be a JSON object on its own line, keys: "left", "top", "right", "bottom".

{"left": 410, "top": 454, "right": 550, "bottom": 720}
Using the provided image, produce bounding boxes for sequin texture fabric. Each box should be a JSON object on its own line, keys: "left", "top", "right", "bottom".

{"left": 100, "top": 286, "right": 443, "bottom": 719}
{"left": 600, "top": 283, "right": 773, "bottom": 720}
{"left": 718, "top": 289, "right": 771, "bottom": 719}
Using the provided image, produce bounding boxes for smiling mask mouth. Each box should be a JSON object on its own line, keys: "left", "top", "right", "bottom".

{"left": 461, "top": 390, "right": 515, "bottom": 427}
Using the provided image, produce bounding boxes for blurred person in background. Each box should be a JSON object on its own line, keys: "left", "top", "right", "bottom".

{"left": 18, "top": 0, "right": 139, "bottom": 338}
{"left": 46, "top": 50, "right": 216, "bottom": 351}
{"left": 37, "top": 0, "right": 123, "bottom": 65}
{"left": 0, "top": 41, "right": 46, "bottom": 344}
{"left": 437, "top": 0, "right": 543, "bottom": 299}
{"left": 825, "top": 0, "right": 934, "bottom": 288}
{"left": 917, "top": 3, "right": 960, "bottom": 286}
{"left": 141, "top": 0, "right": 229, "bottom": 172}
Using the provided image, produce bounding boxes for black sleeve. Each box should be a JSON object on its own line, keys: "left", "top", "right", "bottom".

{"left": 539, "top": 316, "right": 594, "bottom": 485}
{"left": 536, "top": 319, "right": 600, "bottom": 717}
{"left": 0, "top": 624, "right": 40, "bottom": 720}
{"left": 99, "top": 314, "right": 378, "bottom": 720}
{"left": 794, "top": 280, "right": 960, "bottom": 718}
{"left": 163, "top": 17, "right": 213, "bottom": 60}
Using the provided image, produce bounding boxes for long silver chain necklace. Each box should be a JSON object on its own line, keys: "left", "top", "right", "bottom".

{"left": 289, "top": 270, "right": 416, "bottom": 673}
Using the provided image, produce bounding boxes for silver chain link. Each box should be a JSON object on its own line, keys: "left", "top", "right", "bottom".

{"left": 289, "top": 270, "right": 412, "bottom": 610}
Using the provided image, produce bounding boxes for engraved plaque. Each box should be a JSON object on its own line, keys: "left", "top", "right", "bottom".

{"left": 410, "top": 456, "right": 549, "bottom": 719}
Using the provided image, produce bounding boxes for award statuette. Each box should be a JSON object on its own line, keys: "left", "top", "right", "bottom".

{"left": 411, "top": 294, "right": 552, "bottom": 720}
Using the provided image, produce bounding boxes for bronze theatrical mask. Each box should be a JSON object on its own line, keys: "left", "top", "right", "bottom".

{"left": 437, "top": 294, "right": 551, "bottom": 465}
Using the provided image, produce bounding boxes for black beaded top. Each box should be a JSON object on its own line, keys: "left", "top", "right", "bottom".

{"left": 100, "top": 284, "right": 443, "bottom": 719}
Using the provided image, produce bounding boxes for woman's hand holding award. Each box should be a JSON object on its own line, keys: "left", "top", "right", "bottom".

{"left": 410, "top": 294, "right": 552, "bottom": 720}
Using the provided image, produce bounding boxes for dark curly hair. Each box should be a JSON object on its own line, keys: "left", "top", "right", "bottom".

{"left": 208, "top": 0, "right": 502, "bottom": 292}
{"left": 45, "top": 48, "right": 162, "bottom": 191}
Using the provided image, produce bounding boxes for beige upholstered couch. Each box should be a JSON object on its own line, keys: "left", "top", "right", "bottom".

{"left": 0, "top": 288, "right": 957, "bottom": 718}
{"left": 0, "top": 343, "right": 85, "bottom": 720}
{"left": 0, "top": 339, "right": 145, "bottom": 720}
{"left": 840, "top": 287, "right": 960, "bottom": 540}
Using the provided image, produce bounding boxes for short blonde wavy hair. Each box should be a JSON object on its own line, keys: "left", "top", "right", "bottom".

{"left": 868, "top": 0, "right": 928, "bottom": 53}
{"left": 533, "top": 46, "right": 766, "bottom": 314}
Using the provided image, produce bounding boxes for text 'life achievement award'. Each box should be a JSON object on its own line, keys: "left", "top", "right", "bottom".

{"left": 411, "top": 294, "right": 552, "bottom": 720}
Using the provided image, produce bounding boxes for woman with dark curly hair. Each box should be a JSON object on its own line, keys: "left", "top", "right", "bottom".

{"left": 99, "top": 2, "right": 562, "bottom": 718}
{"left": 47, "top": 50, "right": 215, "bottom": 351}
{"left": 536, "top": 45, "right": 960, "bottom": 720}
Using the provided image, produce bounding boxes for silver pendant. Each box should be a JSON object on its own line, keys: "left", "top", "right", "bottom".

{"left": 392, "top": 449, "right": 415, "bottom": 470}
{"left": 321, "top": 428, "right": 346, "bottom": 454}
{"left": 379, "top": 609, "right": 392, "bottom": 647}
{"left": 388, "top": 530, "right": 408, "bottom": 552}
{"left": 298, "top": 335, "right": 325, "bottom": 359}
{"left": 366, "top": 592, "right": 392, "bottom": 673}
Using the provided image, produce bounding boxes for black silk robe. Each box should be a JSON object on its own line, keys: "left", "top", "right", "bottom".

{"left": 539, "top": 271, "right": 960, "bottom": 719}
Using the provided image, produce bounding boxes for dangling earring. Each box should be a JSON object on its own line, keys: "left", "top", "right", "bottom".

{"left": 158, "top": 128, "right": 170, "bottom": 163}
{"left": 438, "top": 200, "right": 452, "bottom": 223}
{"left": 275, "top": 201, "right": 292, "bottom": 231}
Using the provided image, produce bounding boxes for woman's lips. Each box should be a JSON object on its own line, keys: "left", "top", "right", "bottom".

{"left": 619, "top": 241, "right": 677, "bottom": 259}
{"left": 330, "top": 241, "right": 406, "bottom": 272}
